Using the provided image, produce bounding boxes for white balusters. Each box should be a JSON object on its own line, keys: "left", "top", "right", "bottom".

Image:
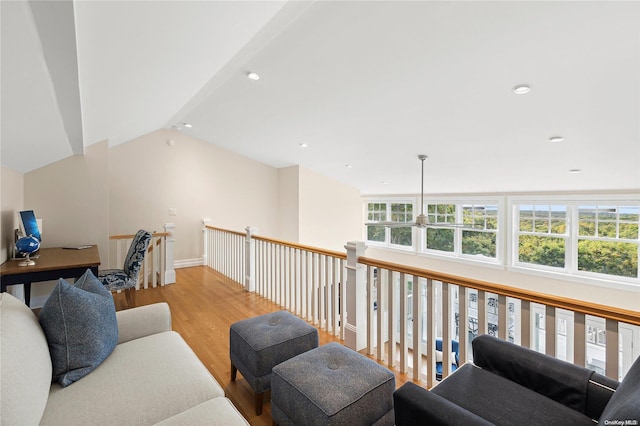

{"left": 109, "top": 229, "right": 174, "bottom": 290}
{"left": 203, "top": 229, "right": 640, "bottom": 386}
{"left": 412, "top": 275, "right": 422, "bottom": 381}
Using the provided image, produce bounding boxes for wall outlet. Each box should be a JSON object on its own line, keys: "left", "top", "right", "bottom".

{"left": 168, "top": 208, "right": 177, "bottom": 216}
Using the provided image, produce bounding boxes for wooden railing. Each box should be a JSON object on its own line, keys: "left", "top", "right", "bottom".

{"left": 108, "top": 224, "right": 175, "bottom": 289}
{"left": 203, "top": 225, "right": 347, "bottom": 339}
{"left": 358, "top": 256, "right": 640, "bottom": 387}
{"left": 203, "top": 225, "right": 640, "bottom": 386}
{"left": 253, "top": 235, "right": 346, "bottom": 339}
{"left": 203, "top": 226, "right": 246, "bottom": 284}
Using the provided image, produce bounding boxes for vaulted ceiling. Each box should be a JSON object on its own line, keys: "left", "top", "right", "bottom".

{"left": 2, "top": 1, "right": 640, "bottom": 195}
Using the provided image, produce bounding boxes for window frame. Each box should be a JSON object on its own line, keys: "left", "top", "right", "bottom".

{"left": 509, "top": 195, "right": 640, "bottom": 286}
{"left": 512, "top": 203, "right": 570, "bottom": 273}
{"left": 365, "top": 194, "right": 640, "bottom": 288}
{"left": 364, "top": 198, "right": 416, "bottom": 251}
{"left": 420, "top": 197, "right": 503, "bottom": 264}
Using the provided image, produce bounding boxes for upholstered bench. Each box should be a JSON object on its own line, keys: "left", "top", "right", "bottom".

{"left": 271, "top": 342, "right": 396, "bottom": 425}
{"left": 229, "top": 310, "right": 318, "bottom": 415}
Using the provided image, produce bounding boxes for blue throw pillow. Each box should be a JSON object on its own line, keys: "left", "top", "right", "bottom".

{"left": 39, "top": 269, "right": 118, "bottom": 387}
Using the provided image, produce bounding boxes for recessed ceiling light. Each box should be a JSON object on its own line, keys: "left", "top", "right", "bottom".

{"left": 569, "top": 169, "right": 582, "bottom": 174}
{"left": 549, "top": 136, "right": 564, "bottom": 143}
{"left": 182, "top": 122, "right": 192, "bottom": 128}
{"left": 381, "top": 181, "right": 389, "bottom": 185}
{"left": 247, "top": 72, "right": 260, "bottom": 81}
{"left": 345, "top": 164, "right": 353, "bottom": 168}
{"left": 299, "top": 143, "right": 308, "bottom": 148}
{"left": 513, "top": 84, "right": 531, "bottom": 95}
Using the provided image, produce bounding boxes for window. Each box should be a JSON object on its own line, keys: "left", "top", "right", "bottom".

{"left": 365, "top": 201, "right": 413, "bottom": 248}
{"left": 424, "top": 201, "right": 500, "bottom": 261}
{"left": 577, "top": 205, "right": 639, "bottom": 278}
{"left": 426, "top": 204, "right": 455, "bottom": 252}
{"left": 516, "top": 205, "right": 567, "bottom": 269}
{"left": 366, "top": 196, "right": 640, "bottom": 285}
{"left": 513, "top": 200, "right": 640, "bottom": 282}
{"left": 366, "top": 203, "right": 386, "bottom": 243}
{"left": 390, "top": 203, "right": 413, "bottom": 247}
{"left": 462, "top": 205, "right": 498, "bottom": 258}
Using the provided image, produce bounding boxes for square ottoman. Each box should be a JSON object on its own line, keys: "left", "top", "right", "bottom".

{"left": 230, "top": 310, "right": 318, "bottom": 415}
{"left": 271, "top": 342, "right": 395, "bottom": 425}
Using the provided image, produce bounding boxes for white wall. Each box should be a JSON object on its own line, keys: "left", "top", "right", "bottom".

{"left": 108, "top": 129, "right": 280, "bottom": 265}
{"left": 298, "top": 167, "right": 361, "bottom": 251}
{"left": 274, "top": 165, "right": 363, "bottom": 251}
{"left": 277, "top": 166, "right": 300, "bottom": 242}
{"left": 23, "top": 141, "right": 110, "bottom": 302}
{"left": 17, "top": 130, "right": 281, "bottom": 304}
{"left": 1, "top": 166, "right": 24, "bottom": 263}
{"left": 25, "top": 140, "right": 110, "bottom": 251}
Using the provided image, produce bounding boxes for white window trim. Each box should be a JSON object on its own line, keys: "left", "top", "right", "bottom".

{"left": 508, "top": 194, "right": 640, "bottom": 287}
{"left": 420, "top": 197, "right": 504, "bottom": 264}
{"left": 364, "top": 197, "right": 416, "bottom": 250}
{"left": 365, "top": 193, "right": 640, "bottom": 289}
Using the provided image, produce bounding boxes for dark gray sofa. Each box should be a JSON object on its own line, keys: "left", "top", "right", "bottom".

{"left": 394, "top": 334, "right": 640, "bottom": 425}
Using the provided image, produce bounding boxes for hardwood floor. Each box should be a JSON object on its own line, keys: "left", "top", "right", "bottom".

{"left": 115, "top": 266, "right": 411, "bottom": 425}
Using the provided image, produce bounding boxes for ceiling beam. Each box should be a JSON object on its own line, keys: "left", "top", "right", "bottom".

{"left": 28, "top": 0, "right": 83, "bottom": 156}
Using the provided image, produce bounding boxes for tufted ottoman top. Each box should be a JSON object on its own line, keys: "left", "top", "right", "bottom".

{"left": 230, "top": 310, "right": 318, "bottom": 380}
{"left": 271, "top": 342, "right": 395, "bottom": 425}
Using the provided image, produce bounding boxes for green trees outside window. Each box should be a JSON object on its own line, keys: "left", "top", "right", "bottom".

{"left": 517, "top": 205, "right": 567, "bottom": 268}
{"left": 425, "top": 203, "right": 499, "bottom": 259}
{"left": 463, "top": 231, "right": 497, "bottom": 257}
{"left": 518, "top": 236, "right": 566, "bottom": 268}
{"left": 577, "top": 240, "right": 637, "bottom": 277}
{"left": 426, "top": 228, "right": 454, "bottom": 252}
{"left": 365, "top": 199, "right": 640, "bottom": 283}
{"left": 516, "top": 204, "right": 639, "bottom": 279}
{"left": 367, "top": 202, "right": 387, "bottom": 242}
{"left": 390, "top": 203, "right": 413, "bottom": 247}
{"left": 462, "top": 205, "right": 498, "bottom": 258}
{"left": 366, "top": 202, "right": 413, "bottom": 247}
{"left": 576, "top": 206, "right": 638, "bottom": 278}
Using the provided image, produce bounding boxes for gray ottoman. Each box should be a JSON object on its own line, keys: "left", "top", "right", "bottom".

{"left": 229, "top": 310, "right": 318, "bottom": 415}
{"left": 271, "top": 342, "right": 395, "bottom": 425}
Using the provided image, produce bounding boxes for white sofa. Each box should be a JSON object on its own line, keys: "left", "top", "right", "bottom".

{"left": 0, "top": 292, "right": 248, "bottom": 425}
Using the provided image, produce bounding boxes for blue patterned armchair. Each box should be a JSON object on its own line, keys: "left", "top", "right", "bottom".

{"left": 98, "top": 230, "right": 152, "bottom": 308}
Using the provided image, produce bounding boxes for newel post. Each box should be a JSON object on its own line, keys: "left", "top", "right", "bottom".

{"left": 163, "top": 223, "right": 176, "bottom": 284}
{"left": 345, "top": 241, "right": 367, "bottom": 351}
{"left": 245, "top": 226, "right": 257, "bottom": 292}
{"left": 202, "top": 218, "right": 211, "bottom": 267}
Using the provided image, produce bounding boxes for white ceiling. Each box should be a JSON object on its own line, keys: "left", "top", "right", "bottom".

{"left": 2, "top": 1, "right": 640, "bottom": 195}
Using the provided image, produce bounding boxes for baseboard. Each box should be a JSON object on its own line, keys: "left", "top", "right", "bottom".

{"left": 174, "top": 258, "right": 204, "bottom": 269}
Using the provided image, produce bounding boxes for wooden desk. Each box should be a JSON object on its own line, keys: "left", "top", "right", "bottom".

{"left": 0, "top": 246, "right": 101, "bottom": 307}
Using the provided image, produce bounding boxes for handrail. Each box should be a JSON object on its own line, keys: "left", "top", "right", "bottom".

{"left": 204, "top": 225, "right": 347, "bottom": 338}
{"left": 110, "top": 232, "right": 171, "bottom": 240}
{"left": 204, "top": 225, "right": 346, "bottom": 259}
{"left": 252, "top": 235, "right": 347, "bottom": 260}
{"left": 204, "top": 225, "right": 245, "bottom": 237}
{"left": 358, "top": 256, "right": 640, "bottom": 326}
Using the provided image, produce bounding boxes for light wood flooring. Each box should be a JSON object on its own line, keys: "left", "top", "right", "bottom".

{"left": 114, "top": 266, "right": 412, "bottom": 426}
